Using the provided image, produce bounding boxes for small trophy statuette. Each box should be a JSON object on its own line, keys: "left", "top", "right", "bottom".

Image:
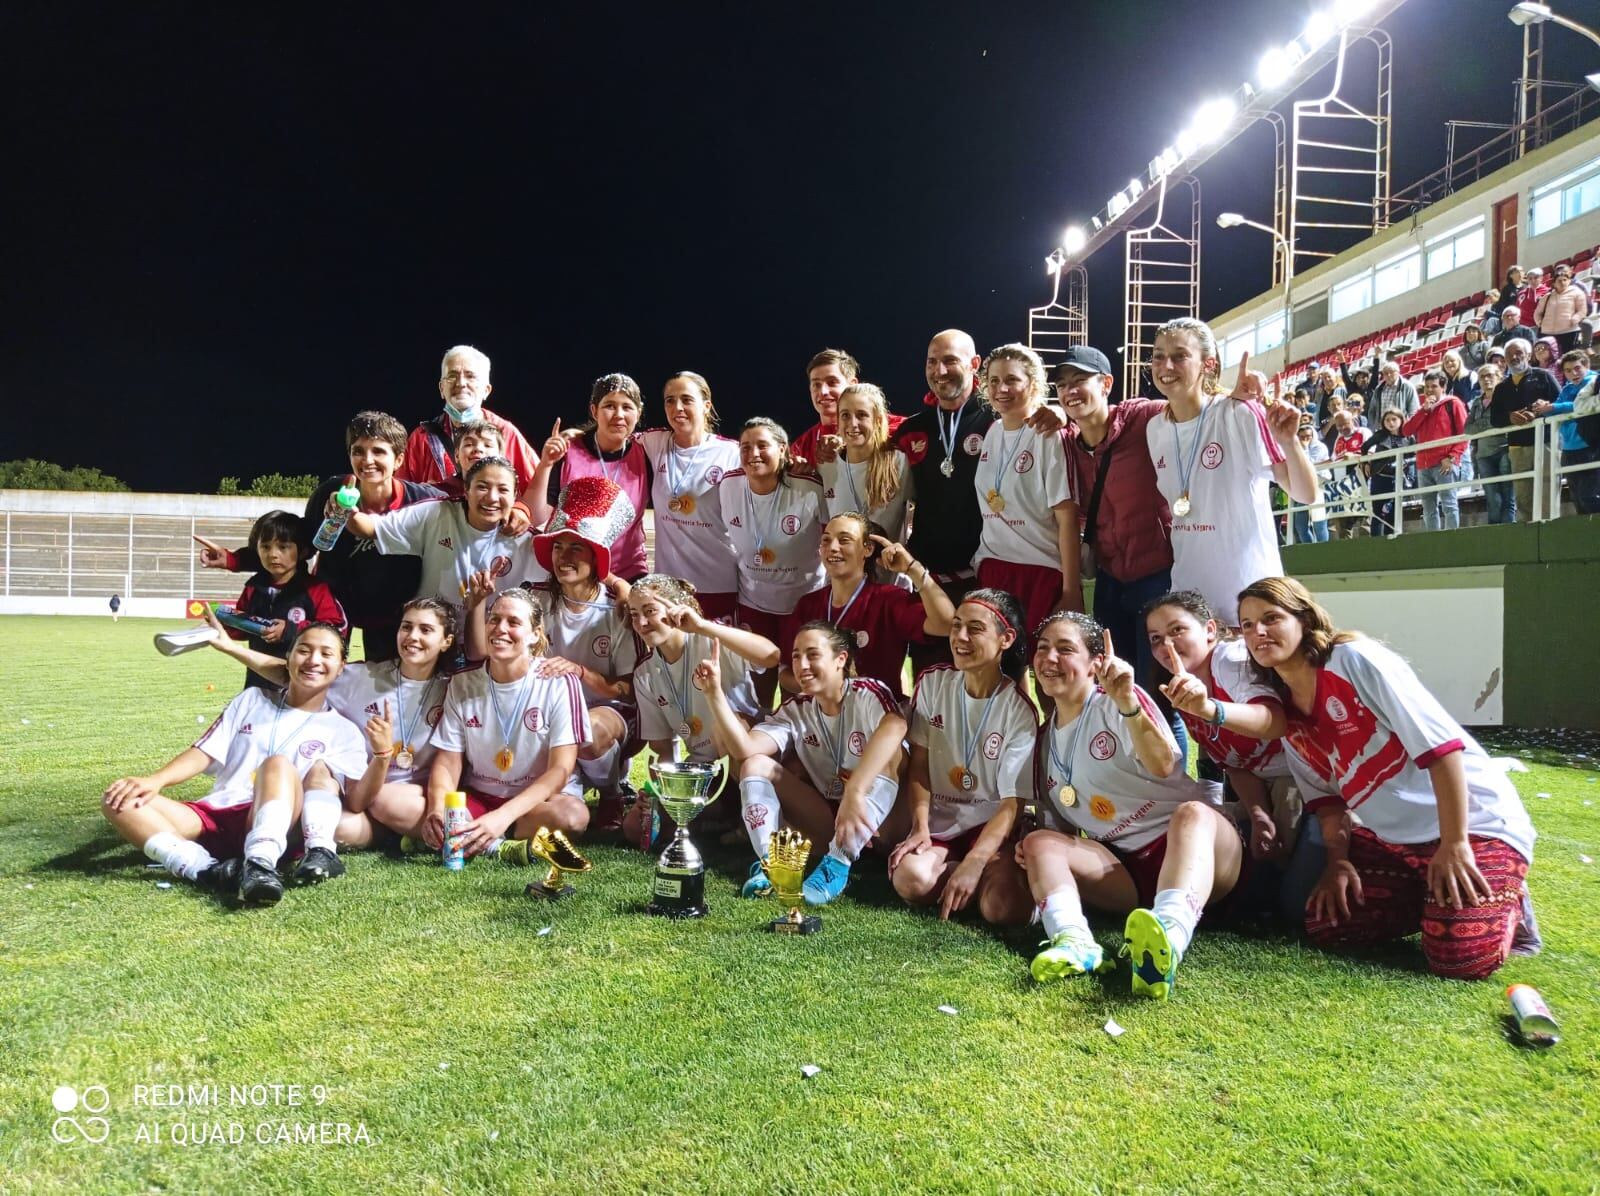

{"left": 764, "top": 827, "right": 821, "bottom": 935}
{"left": 524, "top": 827, "right": 592, "bottom": 900}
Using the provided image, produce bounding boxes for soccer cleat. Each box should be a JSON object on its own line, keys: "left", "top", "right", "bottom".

{"left": 1029, "top": 926, "right": 1106, "bottom": 983}
{"left": 238, "top": 858, "right": 285, "bottom": 906}
{"left": 740, "top": 859, "right": 773, "bottom": 898}
{"left": 194, "top": 857, "right": 241, "bottom": 894}
{"left": 1510, "top": 890, "right": 1543, "bottom": 957}
{"left": 802, "top": 855, "right": 851, "bottom": 906}
{"left": 590, "top": 793, "right": 626, "bottom": 835}
{"left": 496, "top": 838, "right": 533, "bottom": 867}
{"left": 292, "top": 846, "right": 346, "bottom": 885}
{"left": 1122, "top": 908, "right": 1178, "bottom": 1000}
{"left": 398, "top": 835, "right": 427, "bottom": 855}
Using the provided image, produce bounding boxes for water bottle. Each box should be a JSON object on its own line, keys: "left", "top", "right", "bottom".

{"left": 442, "top": 790, "right": 470, "bottom": 870}
{"left": 1507, "top": 984, "right": 1559, "bottom": 1047}
{"left": 312, "top": 482, "right": 361, "bottom": 551}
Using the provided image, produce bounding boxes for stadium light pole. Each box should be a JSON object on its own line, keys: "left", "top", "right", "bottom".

{"left": 1509, "top": 3, "right": 1600, "bottom": 51}
{"left": 1217, "top": 212, "right": 1297, "bottom": 379}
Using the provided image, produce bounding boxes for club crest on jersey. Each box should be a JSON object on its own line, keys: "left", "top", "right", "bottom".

{"left": 491, "top": 555, "right": 512, "bottom": 579}
{"left": 523, "top": 708, "right": 543, "bottom": 732}
{"left": 592, "top": 633, "right": 612, "bottom": 658}
{"left": 427, "top": 704, "right": 444, "bottom": 727}
{"left": 1014, "top": 451, "right": 1035, "bottom": 475}
{"left": 706, "top": 466, "right": 725, "bottom": 485}
{"left": 963, "top": 432, "right": 983, "bottom": 455}
{"left": 438, "top": 537, "right": 453, "bottom": 549}
{"left": 297, "top": 740, "right": 325, "bottom": 760}
{"left": 1201, "top": 442, "right": 1225, "bottom": 469}
{"left": 287, "top": 606, "right": 307, "bottom": 624}
{"left": 848, "top": 730, "right": 866, "bottom": 755}
{"left": 982, "top": 731, "right": 1004, "bottom": 760}
{"left": 904, "top": 434, "right": 928, "bottom": 464}
{"left": 853, "top": 630, "right": 869, "bottom": 648}
{"left": 1325, "top": 696, "right": 1349, "bottom": 722}
{"left": 781, "top": 514, "right": 801, "bottom": 535}
{"left": 1089, "top": 731, "right": 1117, "bottom": 760}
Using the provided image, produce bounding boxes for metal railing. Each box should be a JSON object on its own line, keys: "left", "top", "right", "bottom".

{"left": 1282, "top": 410, "right": 1596, "bottom": 542}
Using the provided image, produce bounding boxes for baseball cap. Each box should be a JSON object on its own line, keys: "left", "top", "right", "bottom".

{"left": 1053, "top": 345, "right": 1114, "bottom": 379}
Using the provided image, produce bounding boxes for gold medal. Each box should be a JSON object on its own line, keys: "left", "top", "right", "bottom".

{"left": 1058, "top": 783, "right": 1077, "bottom": 807}
{"left": 677, "top": 721, "right": 692, "bottom": 739}
{"left": 756, "top": 547, "right": 776, "bottom": 565}
{"left": 667, "top": 495, "right": 683, "bottom": 513}
{"left": 986, "top": 489, "right": 1006, "bottom": 514}
{"left": 395, "top": 746, "right": 415, "bottom": 770}
{"left": 688, "top": 716, "right": 704, "bottom": 737}
{"left": 1172, "top": 494, "right": 1192, "bottom": 518}
{"left": 495, "top": 746, "right": 515, "bottom": 772}
{"left": 676, "top": 493, "right": 696, "bottom": 515}
{"left": 948, "top": 765, "right": 968, "bottom": 790}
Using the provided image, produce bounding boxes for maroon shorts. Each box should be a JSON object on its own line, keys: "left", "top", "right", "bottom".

{"left": 189, "top": 798, "right": 255, "bottom": 858}
{"left": 932, "top": 824, "right": 992, "bottom": 863}
{"left": 462, "top": 790, "right": 510, "bottom": 820}
{"left": 590, "top": 697, "right": 644, "bottom": 760}
{"left": 975, "top": 558, "right": 1064, "bottom": 641}
{"left": 735, "top": 603, "right": 784, "bottom": 647}
{"left": 696, "top": 591, "right": 738, "bottom": 623}
{"left": 1109, "top": 817, "right": 1252, "bottom": 910}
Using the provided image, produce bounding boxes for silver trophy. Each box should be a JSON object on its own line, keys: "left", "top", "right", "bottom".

{"left": 644, "top": 757, "right": 728, "bottom": 918}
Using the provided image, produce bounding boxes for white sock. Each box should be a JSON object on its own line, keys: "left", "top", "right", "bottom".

{"left": 828, "top": 773, "right": 899, "bottom": 863}
{"left": 1151, "top": 886, "right": 1204, "bottom": 959}
{"left": 300, "top": 789, "right": 343, "bottom": 853}
{"left": 739, "top": 776, "right": 780, "bottom": 860}
{"left": 243, "top": 798, "right": 293, "bottom": 868}
{"left": 1040, "top": 888, "right": 1091, "bottom": 940}
{"left": 144, "top": 831, "right": 215, "bottom": 881}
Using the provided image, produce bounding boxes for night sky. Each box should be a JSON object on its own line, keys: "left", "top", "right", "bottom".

{"left": 5, "top": 1, "right": 1591, "bottom": 492}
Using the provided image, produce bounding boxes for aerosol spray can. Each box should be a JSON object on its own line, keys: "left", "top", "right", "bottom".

{"left": 1507, "top": 984, "right": 1559, "bottom": 1047}
{"left": 442, "top": 790, "right": 470, "bottom": 871}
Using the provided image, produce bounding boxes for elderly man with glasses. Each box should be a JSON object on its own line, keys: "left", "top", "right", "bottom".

{"left": 1371, "top": 359, "right": 1419, "bottom": 420}
{"left": 1490, "top": 338, "right": 1562, "bottom": 522}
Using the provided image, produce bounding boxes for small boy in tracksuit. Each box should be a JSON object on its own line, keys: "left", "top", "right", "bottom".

{"left": 230, "top": 511, "right": 347, "bottom": 691}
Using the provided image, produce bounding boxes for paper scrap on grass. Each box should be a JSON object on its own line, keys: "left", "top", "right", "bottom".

{"left": 1492, "top": 757, "right": 1528, "bottom": 773}
{"left": 1581, "top": 855, "right": 1593, "bottom": 865}
{"left": 438, "top": 1061, "right": 450, "bottom": 1070}
{"left": 1537, "top": 792, "right": 1552, "bottom": 799}
{"left": 937, "top": 1005, "right": 959, "bottom": 1016}
{"left": 537, "top": 926, "right": 552, "bottom": 937}
{"left": 156, "top": 882, "right": 172, "bottom": 890}
{"left": 800, "top": 1064, "right": 821, "bottom": 1079}
{"left": 1104, "top": 1019, "right": 1126, "bottom": 1038}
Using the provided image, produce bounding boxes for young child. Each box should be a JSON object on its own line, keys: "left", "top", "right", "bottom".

{"left": 228, "top": 511, "right": 347, "bottom": 691}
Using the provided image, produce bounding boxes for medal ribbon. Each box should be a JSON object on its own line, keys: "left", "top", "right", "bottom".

{"left": 1169, "top": 396, "right": 1216, "bottom": 505}
{"left": 656, "top": 637, "right": 697, "bottom": 733}
{"left": 991, "top": 426, "right": 1025, "bottom": 499}
{"left": 937, "top": 398, "right": 968, "bottom": 465}
{"left": 487, "top": 666, "right": 537, "bottom": 759}
{"left": 746, "top": 486, "right": 781, "bottom": 560}
{"left": 826, "top": 577, "right": 868, "bottom": 628}
{"left": 457, "top": 522, "right": 502, "bottom": 595}
{"left": 266, "top": 694, "right": 318, "bottom": 759}
{"left": 956, "top": 677, "right": 1003, "bottom": 786}
{"left": 1047, "top": 691, "right": 1098, "bottom": 794}
{"left": 392, "top": 665, "right": 440, "bottom": 759}
{"left": 815, "top": 682, "right": 852, "bottom": 790}
{"left": 664, "top": 440, "right": 691, "bottom": 501}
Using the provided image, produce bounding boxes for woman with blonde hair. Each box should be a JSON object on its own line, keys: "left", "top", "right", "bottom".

{"left": 819, "top": 382, "right": 913, "bottom": 542}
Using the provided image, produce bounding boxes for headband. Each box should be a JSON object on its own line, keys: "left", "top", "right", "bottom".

{"left": 962, "top": 598, "right": 1015, "bottom": 637}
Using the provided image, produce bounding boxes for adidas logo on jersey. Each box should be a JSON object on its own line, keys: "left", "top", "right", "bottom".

{"left": 438, "top": 537, "right": 453, "bottom": 549}
{"left": 803, "top": 733, "right": 821, "bottom": 747}
{"left": 729, "top": 516, "right": 742, "bottom": 527}
{"left": 927, "top": 714, "right": 945, "bottom": 729}
{"left": 1155, "top": 456, "right": 1167, "bottom": 470}
{"left": 463, "top": 715, "right": 483, "bottom": 728}
{"left": 239, "top": 723, "right": 254, "bottom": 735}
{"left": 365, "top": 702, "right": 381, "bottom": 715}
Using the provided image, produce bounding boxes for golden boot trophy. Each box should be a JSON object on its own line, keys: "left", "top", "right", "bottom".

{"left": 524, "top": 827, "right": 592, "bottom": 900}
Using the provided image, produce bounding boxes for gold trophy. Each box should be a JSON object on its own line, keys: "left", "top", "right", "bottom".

{"left": 763, "top": 828, "right": 821, "bottom": 935}
{"left": 524, "top": 827, "right": 592, "bottom": 900}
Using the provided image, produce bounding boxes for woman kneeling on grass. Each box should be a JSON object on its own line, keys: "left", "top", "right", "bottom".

{"left": 619, "top": 574, "right": 780, "bottom": 850}
{"left": 1020, "top": 612, "right": 1239, "bottom": 1001}
{"left": 420, "top": 587, "right": 591, "bottom": 861}
{"left": 888, "top": 588, "right": 1036, "bottom": 925}
{"left": 697, "top": 622, "right": 908, "bottom": 905}
{"left": 199, "top": 598, "right": 458, "bottom": 860}
{"left": 102, "top": 622, "right": 375, "bottom": 905}
{"left": 1238, "top": 576, "right": 1539, "bottom": 978}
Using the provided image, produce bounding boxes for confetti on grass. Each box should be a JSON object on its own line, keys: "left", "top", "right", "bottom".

{"left": 801, "top": 1065, "right": 822, "bottom": 1079}
{"left": 1104, "top": 1019, "right": 1126, "bottom": 1038}
{"left": 937, "top": 1005, "right": 959, "bottom": 1016}
{"left": 537, "top": 926, "right": 552, "bottom": 937}
{"left": 156, "top": 882, "right": 172, "bottom": 890}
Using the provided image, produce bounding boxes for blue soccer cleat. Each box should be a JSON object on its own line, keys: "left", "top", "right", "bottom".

{"left": 1122, "top": 908, "right": 1178, "bottom": 1000}
{"left": 802, "top": 855, "right": 851, "bottom": 906}
{"left": 741, "top": 859, "right": 773, "bottom": 898}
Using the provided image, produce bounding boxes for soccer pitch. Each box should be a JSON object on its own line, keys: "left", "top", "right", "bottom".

{"left": 1, "top": 616, "right": 1596, "bottom": 1194}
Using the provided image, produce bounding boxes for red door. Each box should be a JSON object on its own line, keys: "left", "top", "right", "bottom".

{"left": 1493, "top": 194, "right": 1519, "bottom": 285}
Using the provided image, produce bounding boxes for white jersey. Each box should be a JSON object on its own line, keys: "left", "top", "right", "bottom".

{"left": 754, "top": 677, "right": 902, "bottom": 796}
{"left": 1147, "top": 397, "right": 1285, "bottom": 626}
{"left": 640, "top": 429, "right": 742, "bottom": 594}
{"left": 1022, "top": 687, "right": 1207, "bottom": 853}
{"left": 634, "top": 632, "right": 760, "bottom": 763}
{"left": 433, "top": 664, "right": 588, "bottom": 800}
{"left": 527, "top": 587, "right": 641, "bottom": 707}
{"left": 1179, "top": 639, "right": 1291, "bottom": 778}
{"left": 972, "top": 421, "right": 1074, "bottom": 570}
{"left": 909, "top": 665, "right": 1038, "bottom": 840}
{"left": 819, "top": 451, "right": 913, "bottom": 543}
{"left": 718, "top": 468, "right": 827, "bottom": 615}
{"left": 370, "top": 498, "right": 547, "bottom": 628}
{"left": 1280, "top": 639, "right": 1534, "bottom": 861}
{"left": 327, "top": 661, "right": 450, "bottom": 786}
{"left": 194, "top": 687, "right": 368, "bottom": 810}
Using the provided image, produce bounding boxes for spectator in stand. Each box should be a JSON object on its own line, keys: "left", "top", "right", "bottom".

{"left": 1306, "top": 363, "right": 1345, "bottom": 424}
{"left": 1438, "top": 350, "right": 1476, "bottom": 480}
{"left": 1328, "top": 410, "right": 1372, "bottom": 540}
{"left": 1335, "top": 348, "right": 1373, "bottom": 400}
{"left": 399, "top": 346, "right": 539, "bottom": 494}
{"left": 1491, "top": 338, "right": 1562, "bottom": 523}
{"left": 1476, "top": 289, "right": 1503, "bottom": 340}
{"left": 1318, "top": 394, "right": 1347, "bottom": 454}
{"left": 1402, "top": 370, "right": 1469, "bottom": 532}
{"left": 1346, "top": 393, "right": 1370, "bottom": 430}
{"left": 1293, "top": 421, "right": 1330, "bottom": 544}
{"left": 1293, "top": 385, "right": 1315, "bottom": 418}
{"left": 1466, "top": 363, "right": 1514, "bottom": 524}
{"left": 1534, "top": 265, "right": 1587, "bottom": 352}
{"left": 1525, "top": 266, "right": 1550, "bottom": 311}
{"left": 1363, "top": 408, "right": 1412, "bottom": 536}
{"left": 1494, "top": 305, "right": 1532, "bottom": 348}
{"left": 1371, "top": 360, "right": 1419, "bottom": 420}
{"left": 1532, "top": 336, "right": 1561, "bottom": 376}
{"left": 1497, "top": 266, "right": 1528, "bottom": 318}
{"left": 1459, "top": 325, "right": 1490, "bottom": 373}
{"left": 1551, "top": 349, "right": 1600, "bottom": 514}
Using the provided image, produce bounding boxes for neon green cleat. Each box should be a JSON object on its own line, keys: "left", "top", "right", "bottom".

{"left": 1122, "top": 908, "right": 1178, "bottom": 1000}
{"left": 496, "top": 838, "right": 532, "bottom": 867}
{"left": 1029, "top": 927, "right": 1106, "bottom": 983}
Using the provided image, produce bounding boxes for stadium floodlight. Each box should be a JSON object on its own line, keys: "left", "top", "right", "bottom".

{"left": 1587, "top": 70, "right": 1600, "bottom": 93}
{"left": 1258, "top": 46, "right": 1293, "bottom": 89}
{"left": 1332, "top": 0, "right": 1378, "bottom": 21}
{"left": 1127, "top": 177, "right": 1145, "bottom": 200}
{"left": 1091, "top": 215, "right": 1104, "bottom": 232}
{"left": 1304, "top": 11, "right": 1337, "bottom": 48}
{"left": 1191, "top": 97, "right": 1238, "bottom": 144}
{"left": 1216, "top": 212, "right": 1246, "bottom": 229}
{"left": 1063, "top": 226, "right": 1087, "bottom": 254}
{"left": 1508, "top": 3, "right": 1600, "bottom": 49}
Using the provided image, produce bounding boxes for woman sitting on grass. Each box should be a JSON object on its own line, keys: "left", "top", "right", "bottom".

{"left": 1019, "top": 613, "right": 1235, "bottom": 1001}
{"left": 619, "top": 574, "right": 780, "bottom": 850}
{"left": 1237, "top": 576, "right": 1539, "bottom": 978}
{"left": 199, "top": 597, "right": 459, "bottom": 858}
{"left": 102, "top": 622, "right": 373, "bottom": 905}
{"left": 887, "top": 588, "right": 1036, "bottom": 925}
{"left": 696, "top": 623, "right": 908, "bottom": 905}
{"left": 420, "top": 587, "right": 591, "bottom": 861}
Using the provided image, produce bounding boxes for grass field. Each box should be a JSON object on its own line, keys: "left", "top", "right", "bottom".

{"left": 2, "top": 615, "right": 1597, "bottom": 1194}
